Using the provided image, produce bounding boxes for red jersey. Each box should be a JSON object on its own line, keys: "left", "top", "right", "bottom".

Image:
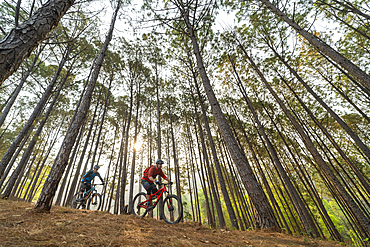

{"left": 142, "top": 165, "right": 167, "bottom": 183}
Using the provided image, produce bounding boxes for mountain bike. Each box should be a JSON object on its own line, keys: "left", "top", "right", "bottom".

{"left": 132, "top": 181, "right": 183, "bottom": 224}
{"left": 71, "top": 183, "right": 103, "bottom": 211}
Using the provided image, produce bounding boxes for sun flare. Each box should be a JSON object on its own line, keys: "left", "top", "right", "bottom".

{"left": 133, "top": 141, "right": 143, "bottom": 150}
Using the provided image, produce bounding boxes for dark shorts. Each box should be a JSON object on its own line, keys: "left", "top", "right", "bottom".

{"left": 80, "top": 182, "right": 92, "bottom": 193}
{"left": 141, "top": 179, "right": 158, "bottom": 195}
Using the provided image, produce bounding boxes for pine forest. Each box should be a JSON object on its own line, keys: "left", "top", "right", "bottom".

{"left": 0, "top": 0, "right": 369, "bottom": 246}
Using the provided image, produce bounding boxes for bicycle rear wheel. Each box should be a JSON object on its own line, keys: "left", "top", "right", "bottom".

{"left": 87, "top": 193, "right": 101, "bottom": 211}
{"left": 162, "top": 195, "right": 182, "bottom": 224}
{"left": 132, "top": 192, "right": 148, "bottom": 217}
{"left": 71, "top": 193, "right": 85, "bottom": 209}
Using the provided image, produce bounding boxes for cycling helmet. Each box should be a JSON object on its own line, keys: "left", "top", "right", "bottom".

{"left": 94, "top": 165, "right": 100, "bottom": 170}
{"left": 155, "top": 159, "right": 164, "bottom": 165}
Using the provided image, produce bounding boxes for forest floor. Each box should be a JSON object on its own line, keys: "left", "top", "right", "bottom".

{"left": 0, "top": 199, "right": 346, "bottom": 247}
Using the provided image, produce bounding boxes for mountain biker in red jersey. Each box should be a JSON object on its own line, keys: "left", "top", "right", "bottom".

{"left": 141, "top": 159, "right": 171, "bottom": 209}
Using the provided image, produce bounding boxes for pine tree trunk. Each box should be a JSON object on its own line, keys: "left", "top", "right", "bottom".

{"left": 0, "top": 0, "right": 75, "bottom": 85}
{"left": 101, "top": 125, "right": 118, "bottom": 211}
{"left": 33, "top": 1, "right": 121, "bottom": 212}
{"left": 217, "top": 139, "right": 246, "bottom": 230}
{"left": 110, "top": 115, "right": 127, "bottom": 213}
{"left": 64, "top": 87, "right": 103, "bottom": 206}
{"left": 190, "top": 88, "right": 226, "bottom": 229}
{"left": 187, "top": 138, "right": 201, "bottom": 223}
{"left": 120, "top": 78, "right": 134, "bottom": 214}
{"left": 186, "top": 162, "right": 195, "bottom": 222}
{"left": 257, "top": 0, "right": 370, "bottom": 91}
{"left": 188, "top": 52, "right": 239, "bottom": 229}
{"left": 314, "top": 67, "right": 370, "bottom": 123}
{"left": 260, "top": 98, "right": 342, "bottom": 240}
{"left": 90, "top": 78, "right": 112, "bottom": 170}
{"left": 128, "top": 82, "right": 141, "bottom": 214}
{"left": 22, "top": 133, "right": 51, "bottom": 200}
{"left": 229, "top": 113, "right": 291, "bottom": 233}
{"left": 168, "top": 105, "right": 182, "bottom": 207}
{"left": 279, "top": 74, "right": 370, "bottom": 199}
{"left": 26, "top": 124, "right": 62, "bottom": 202}
{"left": 0, "top": 46, "right": 43, "bottom": 129}
{"left": 0, "top": 43, "right": 73, "bottom": 178}
{"left": 243, "top": 51, "right": 370, "bottom": 237}
{"left": 56, "top": 120, "right": 84, "bottom": 206}
{"left": 190, "top": 119, "right": 214, "bottom": 227}
{"left": 229, "top": 56, "right": 319, "bottom": 236}
{"left": 181, "top": 7, "right": 278, "bottom": 229}
{"left": 267, "top": 43, "right": 370, "bottom": 165}
{"left": 2, "top": 69, "right": 68, "bottom": 199}
{"left": 0, "top": 132, "right": 31, "bottom": 190}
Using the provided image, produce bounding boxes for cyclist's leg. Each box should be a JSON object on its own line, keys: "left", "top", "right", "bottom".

{"left": 149, "top": 184, "right": 158, "bottom": 197}
{"left": 80, "top": 182, "right": 91, "bottom": 195}
{"left": 141, "top": 179, "right": 152, "bottom": 202}
{"left": 79, "top": 182, "right": 87, "bottom": 198}
{"left": 81, "top": 183, "right": 91, "bottom": 209}
{"left": 141, "top": 179, "right": 157, "bottom": 209}
{"left": 147, "top": 184, "right": 158, "bottom": 209}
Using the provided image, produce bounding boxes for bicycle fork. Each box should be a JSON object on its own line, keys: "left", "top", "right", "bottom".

{"left": 166, "top": 198, "right": 174, "bottom": 211}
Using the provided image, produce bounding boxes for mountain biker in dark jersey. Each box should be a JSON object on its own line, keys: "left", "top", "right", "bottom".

{"left": 141, "top": 159, "right": 171, "bottom": 209}
{"left": 80, "top": 165, "right": 104, "bottom": 197}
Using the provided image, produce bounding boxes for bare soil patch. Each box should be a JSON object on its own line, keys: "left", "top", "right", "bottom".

{"left": 0, "top": 199, "right": 345, "bottom": 246}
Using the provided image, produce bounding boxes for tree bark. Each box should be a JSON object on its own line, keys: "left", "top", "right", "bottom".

{"left": 0, "top": 42, "right": 73, "bottom": 178}
{"left": 2, "top": 76, "right": 67, "bottom": 198}
{"left": 64, "top": 84, "right": 103, "bottom": 206}
{"left": 267, "top": 43, "right": 370, "bottom": 164}
{"left": 188, "top": 50, "right": 239, "bottom": 229}
{"left": 229, "top": 55, "right": 319, "bottom": 236}
{"left": 119, "top": 77, "right": 134, "bottom": 214}
{"left": 128, "top": 81, "right": 141, "bottom": 214}
{"left": 180, "top": 4, "right": 278, "bottom": 229}
{"left": 0, "top": 0, "right": 75, "bottom": 85}
{"left": 0, "top": 46, "right": 43, "bottom": 129}
{"left": 90, "top": 78, "right": 112, "bottom": 170}
{"left": 26, "top": 123, "right": 62, "bottom": 202}
{"left": 242, "top": 50, "right": 370, "bottom": 237}
{"left": 33, "top": 0, "right": 121, "bottom": 212}
{"left": 56, "top": 120, "right": 84, "bottom": 206}
{"left": 257, "top": 0, "right": 370, "bottom": 91}
{"left": 190, "top": 90, "right": 226, "bottom": 229}
{"left": 101, "top": 124, "right": 118, "bottom": 211}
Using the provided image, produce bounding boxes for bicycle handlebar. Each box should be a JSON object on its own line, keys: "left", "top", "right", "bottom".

{"left": 155, "top": 181, "right": 174, "bottom": 186}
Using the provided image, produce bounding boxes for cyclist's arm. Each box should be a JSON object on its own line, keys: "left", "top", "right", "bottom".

{"left": 148, "top": 176, "right": 156, "bottom": 182}
{"left": 98, "top": 173, "right": 104, "bottom": 183}
{"left": 159, "top": 171, "right": 171, "bottom": 183}
{"left": 159, "top": 170, "right": 168, "bottom": 181}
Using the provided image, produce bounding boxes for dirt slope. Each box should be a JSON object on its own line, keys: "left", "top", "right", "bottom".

{"left": 0, "top": 199, "right": 345, "bottom": 247}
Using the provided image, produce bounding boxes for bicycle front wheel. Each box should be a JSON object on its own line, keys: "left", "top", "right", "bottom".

{"left": 87, "top": 193, "right": 101, "bottom": 211}
{"left": 132, "top": 192, "right": 148, "bottom": 217}
{"left": 71, "top": 193, "right": 85, "bottom": 209}
{"left": 162, "top": 195, "right": 182, "bottom": 224}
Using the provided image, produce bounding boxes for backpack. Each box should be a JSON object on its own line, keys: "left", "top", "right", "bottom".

{"left": 143, "top": 165, "right": 154, "bottom": 178}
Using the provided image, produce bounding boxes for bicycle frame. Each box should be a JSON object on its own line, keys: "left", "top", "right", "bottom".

{"left": 138, "top": 184, "right": 168, "bottom": 210}
{"left": 84, "top": 185, "right": 96, "bottom": 199}
{"left": 82, "top": 183, "right": 102, "bottom": 200}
